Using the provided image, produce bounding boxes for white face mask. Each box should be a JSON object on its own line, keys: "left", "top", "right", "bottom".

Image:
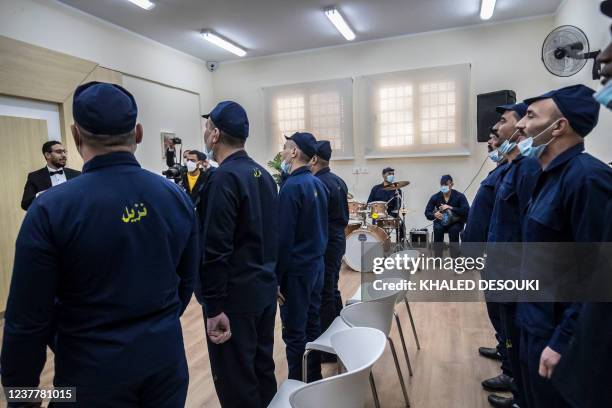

{"left": 186, "top": 160, "right": 198, "bottom": 172}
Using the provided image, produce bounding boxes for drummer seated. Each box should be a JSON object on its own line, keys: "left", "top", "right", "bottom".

{"left": 424, "top": 175, "right": 470, "bottom": 258}
{"left": 367, "top": 167, "right": 402, "bottom": 217}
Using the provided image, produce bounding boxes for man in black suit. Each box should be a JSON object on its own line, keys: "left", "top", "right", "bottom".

{"left": 21, "top": 141, "right": 81, "bottom": 210}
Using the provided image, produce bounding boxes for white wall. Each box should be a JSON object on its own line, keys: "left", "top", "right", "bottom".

{"left": 212, "top": 16, "right": 556, "bottom": 227}
{"left": 0, "top": 96, "right": 61, "bottom": 141}
{"left": 123, "top": 75, "right": 202, "bottom": 175}
{"left": 554, "top": 0, "right": 612, "bottom": 164}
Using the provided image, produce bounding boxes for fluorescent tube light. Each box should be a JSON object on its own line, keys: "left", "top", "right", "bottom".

{"left": 325, "top": 8, "right": 356, "bottom": 41}
{"left": 480, "top": 0, "right": 496, "bottom": 20}
{"left": 127, "top": 0, "right": 155, "bottom": 10}
{"left": 201, "top": 31, "right": 247, "bottom": 57}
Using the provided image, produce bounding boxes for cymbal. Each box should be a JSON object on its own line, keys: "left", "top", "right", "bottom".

{"left": 382, "top": 180, "right": 410, "bottom": 191}
{"left": 347, "top": 192, "right": 354, "bottom": 199}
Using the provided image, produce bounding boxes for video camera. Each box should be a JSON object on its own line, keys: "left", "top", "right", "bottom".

{"left": 162, "top": 163, "right": 186, "bottom": 184}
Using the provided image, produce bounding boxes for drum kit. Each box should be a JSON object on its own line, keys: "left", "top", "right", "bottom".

{"left": 344, "top": 180, "right": 415, "bottom": 272}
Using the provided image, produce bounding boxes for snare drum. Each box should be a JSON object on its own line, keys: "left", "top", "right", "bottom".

{"left": 344, "top": 225, "right": 391, "bottom": 272}
{"left": 348, "top": 201, "right": 367, "bottom": 219}
{"left": 375, "top": 216, "right": 400, "bottom": 230}
{"left": 345, "top": 220, "right": 362, "bottom": 236}
{"left": 367, "top": 201, "right": 388, "bottom": 219}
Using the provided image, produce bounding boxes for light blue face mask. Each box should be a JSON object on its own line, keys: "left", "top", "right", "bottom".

{"left": 280, "top": 160, "right": 291, "bottom": 174}
{"left": 488, "top": 149, "right": 504, "bottom": 163}
{"left": 518, "top": 120, "right": 560, "bottom": 159}
{"left": 386, "top": 174, "right": 395, "bottom": 183}
{"left": 594, "top": 81, "right": 612, "bottom": 110}
{"left": 497, "top": 129, "right": 521, "bottom": 155}
{"left": 440, "top": 185, "right": 450, "bottom": 194}
{"left": 203, "top": 143, "right": 214, "bottom": 162}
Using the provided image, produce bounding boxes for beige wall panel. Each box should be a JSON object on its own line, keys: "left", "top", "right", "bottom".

{"left": 0, "top": 115, "right": 48, "bottom": 311}
{"left": 0, "top": 35, "right": 96, "bottom": 103}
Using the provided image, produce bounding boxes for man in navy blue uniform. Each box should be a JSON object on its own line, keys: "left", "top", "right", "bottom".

{"left": 199, "top": 101, "right": 279, "bottom": 408}
{"left": 277, "top": 132, "right": 328, "bottom": 382}
{"left": 1, "top": 82, "right": 198, "bottom": 407}
{"left": 460, "top": 103, "right": 527, "bottom": 407}
{"left": 367, "top": 167, "right": 403, "bottom": 217}
{"left": 310, "top": 140, "right": 349, "bottom": 363}
{"left": 514, "top": 84, "right": 611, "bottom": 408}
{"left": 485, "top": 103, "right": 541, "bottom": 408}
{"left": 551, "top": 5, "right": 612, "bottom": 406}
{"left": 424, "top": 174, "right": 470, "bottom": 257}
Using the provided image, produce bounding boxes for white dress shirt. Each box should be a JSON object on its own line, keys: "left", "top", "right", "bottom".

{"left": 47, "top": 166, "right": 67, "bottom": 187}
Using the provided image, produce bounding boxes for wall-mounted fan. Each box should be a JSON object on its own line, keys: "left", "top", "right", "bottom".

{"left": 542, "top": 25, "right": 601, "bottom": 79}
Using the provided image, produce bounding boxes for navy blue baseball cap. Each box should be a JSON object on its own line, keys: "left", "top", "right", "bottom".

{"left": 382, "top": 167, "right": 394, "bottom": 174}
{"left": 523, "top": 85, "right": 600, "bottom": 137}
{"left": 202, "top": 101, "right": 249, "bottom": 140}
{"left": 285, "top": 132, "right": 317, "bottom": 158}
{"left": 73, "top": 82, "right": 138, "bottom": 135}
{"left": 602, "top": 0, "right": 612, "bottom": 17}
{"left": 496, "top": 102, "right": 528, "bottom": 119}
{"left": 315, "top": 140, "right": 332, "bottom": 161}
{"left": 440, "top": 174, "right": 453, "bottom": 185}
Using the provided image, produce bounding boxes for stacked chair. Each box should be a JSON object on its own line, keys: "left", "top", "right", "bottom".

{"left": 268, "top": 327, "right": 387, "bottom": 408}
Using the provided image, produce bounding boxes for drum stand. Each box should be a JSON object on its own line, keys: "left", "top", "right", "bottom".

{"left": 387, "top": 189, "right": 412, "bottom": 251}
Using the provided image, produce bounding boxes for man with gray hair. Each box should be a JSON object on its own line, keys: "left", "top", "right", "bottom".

{"left": 1, "top": 81, "right": 198, "bottom": 407}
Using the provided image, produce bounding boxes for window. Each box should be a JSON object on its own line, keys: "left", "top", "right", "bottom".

{"left": 310, "top": 92, "right": 344, "bottom": 150}
{"left": 377, "top": 85, "right": 414, "bottom": 147}
{"left": 357, "top": 63, "right": 470, "bottom": 158}
{"left": 276, "top": 95, "right": 305, "bottom": 147}
{"left": 264, "top": 78, "right": 354, "bottom": 158}
{"left": 419, "top": 81, "right": 456, "bottom": 145}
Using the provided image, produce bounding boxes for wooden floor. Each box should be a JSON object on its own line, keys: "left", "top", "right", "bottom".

{"left": 1, "top": 264, "right": 508, "bottom": 408}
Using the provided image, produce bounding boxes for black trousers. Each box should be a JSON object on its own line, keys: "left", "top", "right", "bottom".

{"left": 49, "top": 357, "right": 188, "bottom": 408}
{"left": 205, "top": 302, "right": 277, "bottom": 408}
{"left": 500, "top": 304, "right": 525, "bottom": 407}
{"left": 280, "top": 270, "right": 324, "bottom": 382}
{"left": 320, "top": 243, "right": 344, "bottom": 336}
{"left": 433, "top": 223, "right": 463, "bottom": 257}
{"left": 520, "top": 331, "right": 571, "bottom": 408}
{"left": 485, "top": 301, "right": 511, "bottom": 377}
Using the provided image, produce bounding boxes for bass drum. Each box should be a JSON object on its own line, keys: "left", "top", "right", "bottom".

{"left": 345, "top": 220, "right": 362, "bottom": 237}
{"left": 344, "top": 225, "right": 391, "bottom": 272}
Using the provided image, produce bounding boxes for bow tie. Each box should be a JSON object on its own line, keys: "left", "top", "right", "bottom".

{"left": 49, "top": 169, "right": 64, "bottom": 176}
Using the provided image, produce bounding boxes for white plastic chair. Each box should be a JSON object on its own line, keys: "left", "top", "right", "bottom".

{"left": 346, "top": 274, "right": 421, "bottom": 377}
{"left": 268, "top": 327, "right": 387, "bottom": 408}
{"left": 302, "top": 287, "right": 411, "bottom": 407}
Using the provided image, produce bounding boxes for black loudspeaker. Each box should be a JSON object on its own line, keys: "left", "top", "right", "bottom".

{"left": 476, "top": 90, "right": 516, "bottom": 142}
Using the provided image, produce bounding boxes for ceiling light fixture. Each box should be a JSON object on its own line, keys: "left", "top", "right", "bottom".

{"left": 127, "top": 0, "right": 155, "bottom": 10}
{"left": 325, "top": 8, "right": 356, "bottom": 41}
{"left": 480, "top": 0, "right": 496, "bottom": 20}
{"left": 201, "top": 31, "right": 247, "bottom": 57}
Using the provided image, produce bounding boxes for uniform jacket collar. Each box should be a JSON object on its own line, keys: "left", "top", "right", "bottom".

{"left": 220, "top": 149, "right": 248, "bottom": 166}
{"left": 542, "top": 142, "right": 584, "bottom": 173}
{"left": 83, "top": 151, "right": 140, "bottom": 173}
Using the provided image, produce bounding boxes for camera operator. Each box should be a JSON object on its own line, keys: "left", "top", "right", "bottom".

{"left": 165, "top": 137, "right": 182, "bottom": 167}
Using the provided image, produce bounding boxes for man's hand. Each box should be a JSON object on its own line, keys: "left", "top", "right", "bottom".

{"left": 439, "top": 204, "right": 452, "bottom": 211}
{"left": 277, "top": 286, "right": 286, "bottom": 306}
{"left": 538, "top": 346, "right": 561, "bottom": 379}
{"left": 206, "top": 312, "right": 231, "bottom": 344}
{"left": 434, "top": 211, "right": 444, "bottom": 220}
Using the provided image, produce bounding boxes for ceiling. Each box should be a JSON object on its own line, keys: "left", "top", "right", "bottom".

{"left": 57, "top": 0, "right": 563, "bottom": 62}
